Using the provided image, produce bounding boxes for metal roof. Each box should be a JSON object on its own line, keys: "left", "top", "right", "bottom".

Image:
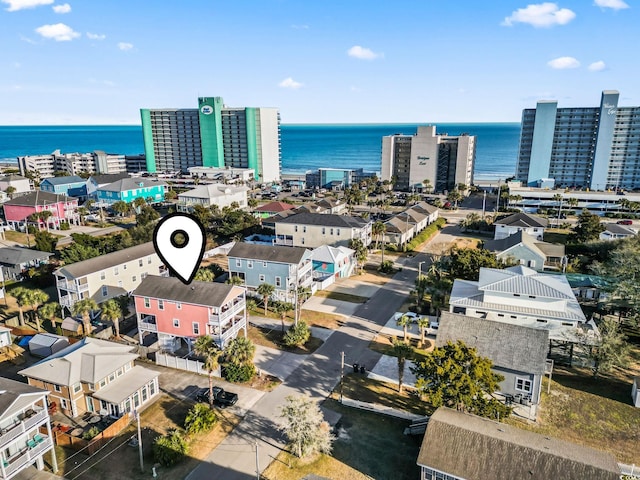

{"left": 91, "top": 366, "right": 158, "bottom": 405}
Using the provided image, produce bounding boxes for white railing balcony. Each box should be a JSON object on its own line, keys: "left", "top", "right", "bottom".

{"left": 58, "top": 296, "right": 73, "bottom": 308}
{"left": 139, "top": 316, "right": 157, "bottom": 332}
{"left": 211, "top": 301, "right": 245, "bottom": 324}
{"left": 56, "top": 279, "right": 89, "bottom": 293}
{"left": 219, "top": 320, "right": 245, "bottom": 345}
{"left": 274, "top": 239, "right": 294, "bottom": 247}
{"left": 2, "top": 436, "right": 53, "bottom": 479}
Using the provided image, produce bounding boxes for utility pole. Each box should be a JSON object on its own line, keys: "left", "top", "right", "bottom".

{"left": 136, "top": 411, "right": 144, "bottom": 473}
{"left": 418, "top": 261, "right": 425, "bottom": 279}
{"left": 482, "top": 190, "right": 486, "bottom": 219}
{"left": 255, "top": 441, "right": 260, "bottom": 480}
{"left": 340, "top": 351, "right": 345, "bottom": 403}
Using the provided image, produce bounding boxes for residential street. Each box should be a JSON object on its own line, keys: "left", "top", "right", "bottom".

{"left": 186, "top": 242, "right": 434, "bottom": 480}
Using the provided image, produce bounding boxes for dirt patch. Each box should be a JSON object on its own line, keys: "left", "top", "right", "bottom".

{"left": 314, "top": 291, "right": 368, "bottom": 304}
{"left": 300, "top": 310, "right": 346, "bottom": 330}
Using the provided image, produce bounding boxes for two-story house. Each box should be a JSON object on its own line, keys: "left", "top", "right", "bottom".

{"left": 227, "top": 243, "right": 313, "bottom": 302}
{"left": 133, "top": 275, "right": 247, "bottom": 351}
{"left": 494, "top": 212, "right": 548, "bottom": 240}
{"left": 0, "top": 247, "right": 53, "bottom": 282}
{"left": 310, "top": 245, "right": 355, "bottom": 280}
{"left": 483, "top": 231, "right": 566, "bottom": 271}
{"left": 272, "top": 212, "right": 372, "bottom": 248}
{"left": 3, "top": 191, "right": 79, "bottom": 231}
{"left": 0, "top": 377, "right": 57, "bottom": 480}
{"left": 39, "top": 176, "right": 89, "bottom": 198}
{"left": 19, "top": 338, "right": 160, "bottom": 419}
{"left": 96, "top": 177, "right": 166, "bottom": 206}
{"left": 54, "top": 242, "right": 167, "bottom": 314}
{"left": 176, "top": 184, "right": 248, "bottom": 212}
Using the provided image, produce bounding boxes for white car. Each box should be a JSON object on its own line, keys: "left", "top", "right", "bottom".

{"left": 395, "top": 312, "right": 421, "bottom": 323}
{"left": 429, "top": 319, "right": 439, "bottom": 330}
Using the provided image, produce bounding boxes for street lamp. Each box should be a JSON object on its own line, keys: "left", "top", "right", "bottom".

{"left": 418, "top": 261, "right": 426, "bottom": 278}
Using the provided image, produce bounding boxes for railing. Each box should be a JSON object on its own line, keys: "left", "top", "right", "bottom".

{"left": 58, "top": 296, "right": 73, "bottom": 308}
{"left": 2, "top": 436, "right": 52, "bottom": 478}
{"left": 56, "top": 279, "right": 89, "bottom": 293}
{"left": 212, "top": 301, "right": 244, "bottom": 324}
{"left": 0, "top": 409, "right": 48, "bottom": 448}
{"left": 139, "top": 316, "right": 157, "bottom": 332}
{"left": 219, "top": 321, "right": 245, "bottom": 344}
{"left": 274, "top": 239, "right": 294, "bottom": 247}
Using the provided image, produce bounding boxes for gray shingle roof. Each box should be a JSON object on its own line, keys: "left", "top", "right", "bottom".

{"left": 603, "top": 223, "right": 636, "bottom": 235}
{"left": 436, "top": 312, "right": 549, "bottom": 375}
{"left": 41, "top": 176, "right": 85, "bottom": 186}
{"left": 4, "top": 190, "right": 75, "bottom": 206}
{"left": 0, "top": 378, "right": 48, "bottom": 418}
{"left": 494, "top": 212, "right": 548, "bottom": 228}
{"left": 98, "top": 177, "right": 166, "bottom": 193}
{"left": 272, "top": 212, "right": 369, "bottom": 228}
{"left": 417, "top": 408, "right": 620, "bottom": 480}
{"left": 0, "top": 247, "right": 53, "bottom": 266}
{"left": 55, "top": 242, "right": 157, "bottom": 279}
{"left": 228, "top": 243, "right": 309, "bottom": 264}
{"left": 91, "top": 173, "right": 131, "bottom": 186}
{"left": 132, "top": 275, "right": 242, "bottom": 308}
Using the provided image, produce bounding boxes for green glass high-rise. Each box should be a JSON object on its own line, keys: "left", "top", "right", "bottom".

{"left": 140, "top": 97, "right": 281, "bottom": 182}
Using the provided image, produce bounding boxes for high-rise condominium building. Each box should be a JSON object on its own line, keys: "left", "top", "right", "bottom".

{"left": 381, "top": 126, "right": 475, "bottom": 192}
{"left": 140, "top": 97, "right": 281, "bottom": 182}
{"left": 516, "top": 90, "right": 640, "bottom": 190}
{"left": 18, "top": 150, "right": 129, "bottom": 178}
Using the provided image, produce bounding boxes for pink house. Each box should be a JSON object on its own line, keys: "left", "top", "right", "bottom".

{"left": 132, "top": 275, "right": 247, "bottom": 352}
{"left": 3, "top": 191, "right": 79, "bottom": 231}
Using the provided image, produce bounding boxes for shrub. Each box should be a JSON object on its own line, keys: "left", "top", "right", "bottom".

{"left": 406, "top": 218, "right": 446, "bottom": 252}
{"left": 82, "top": 426, "right": 100, "bottom": 440}
{"left": 184, "top": 403, "right": 218, "bottom": 435}
{"left": 153, "top": 430, "right": 188, "bottom": 467}
{"left": 223, "top": 362, "right": 256, "bottom": 383}
{"left": 283, "top": 320, "right": 311, "bottom": 347}
{"left": 59, "top": 221, "right": 70, "bottom": 231}
{"left": 378, "top": 260, "right": 395, "bottom": 274}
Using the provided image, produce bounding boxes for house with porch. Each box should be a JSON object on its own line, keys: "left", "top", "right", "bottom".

{"left": 599, "top": 223, "right": 637, "bottom": 241}
{"left": 176, "top": 184, "right": 248, "bottom": 212}
{"left": 310, "top": 245, "right": 355, "bottom": 280}
{"left": 227, "top": 243, "right": 313, "bottom": 302}
{"left": 417, "top": 408, "right": 620, "bottom": 480}
{"left": 436, "top": 312, "right": 549, "bottom": 406}
{"left": 54, "top": 242, "right": 166, "bottom": 314}
{"left": 0, "top": 174, "right": 32, "bottom": 196}
{"left": 96, "top": 177, "right": 165, "bottom": 206}
{"left": 494, "top": 212, "right": 548, "bottom": 240}
{"left": 0, "top": 247, "right": 53, "bottom": 281}
{"left": 0, "top": 377, "right": 57, "bottom": 480}
{"left": 3, "top": 191, "right": 79, "bottom": 231}
{"left": 133, "top": 275, "right": 247, "bottom": 351}
{"left": 39, "top": 176, "right": 90, "bottom": 199}
{"left": 19, "top": 338, "right": 159, "bottom": 421}
{"left": 272, "top": 212, "right": 372, "bottom": 248}
{"left": 483, "top": 231, "right": 565, "bottom": 271}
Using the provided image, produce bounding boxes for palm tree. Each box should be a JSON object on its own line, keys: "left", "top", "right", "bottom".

{"left": 100, "top": 298, "right": 123, "bottom": 338}
{"left": 133, "top": 197, "right": 146, "bottom": 213}
{"left": 416, "top": 317, "right": 430, "bottom": 348}
{"left": 194, "top": 336, "right": 222, "bottom": 409}
{"left": 396, "top": 314, "right": 413, "bottom": 344}
{"left": 272, "top": 301, "right": 293, "bottom": 332}
{"left": 28, "top": 289, "right": 49, "bottom": 332}
{"left": 224, "top": 336, "right": 255, "bottom": 366}
{"left": 5, "top": 186, "right": 16, "bottom": 200}
{"left": 293, "top": 285, "right": 311, "bottom": 326}
{"left": 194, "top": 268, "right": 215, "bottom": 282}
{"left": 111, "top": 200, "right": 130, "bottom": 217}
{"left": 39, "top": 302, "right": 61, "bottom": 330}
{"left": 256, "top": 283, "right": 275, "bottom": 316}
{"left": 372, "top": 221, "right": 386, "bottom": 251}
{"left": 422, "top": 179, "right": 432, "bottom": 194}
{"left": 414, "top": 276, "right": 429, "bottom": 312}
{"left": 72, "top": 298, "right": 98, "bottom": 337}
{"left": 226, "top": 275, "right": 244, "bottom": 286}
{"left": 11, "top": 287, "right": 31, "bottom": 326}
{"left": 392, "top": 338, "right": 414, "bottom": 393}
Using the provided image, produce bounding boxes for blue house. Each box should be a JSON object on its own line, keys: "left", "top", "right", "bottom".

{"left": 96, "top": 177, "right": 166, "bottom": 205}
{"left": 40, "top": 176, "right": 90, "bottom": 199}
{"left": 310, "top": 245, "right": 355, "bottom": 279}
{"left": 227, "top": 243, "right": 313, "bottom": 302}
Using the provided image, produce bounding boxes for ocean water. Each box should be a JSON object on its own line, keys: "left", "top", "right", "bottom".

{"left": 0, "top": 123, "right": 520, "bottom": 180}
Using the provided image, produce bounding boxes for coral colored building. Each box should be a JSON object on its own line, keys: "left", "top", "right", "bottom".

{"left": 133, "top": 275, "right": 247, "bottom": 351}
{"left": 3, "top": 191, "right": 79, "bottom": 231}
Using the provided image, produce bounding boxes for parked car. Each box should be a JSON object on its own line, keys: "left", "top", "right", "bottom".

{"left": 195, "top": 387, "right": 238, "bottom": 408}
{"left": 395, "top": 311, "right": 422, "bottom": 323}
{"left": 617, "top": 219, "right": 633, "bottom": 225}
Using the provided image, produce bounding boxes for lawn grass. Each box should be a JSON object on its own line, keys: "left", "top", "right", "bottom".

{"left": 247, "top": 324, "right": 323, "bottom": 354}
{"left": 262, "top": 451, "right": 370, "bottom": 480}
{"left": 369, "top": 336, "right": 434, "bottom": 365}
{"left": 544, "top": 230, "right": 572, "bottom": 244}
{"left": 3, "top": 230, "right": 36, "bottom": 246}
{"left": 314, "top": 290, "right": 369, "bottom": 304}
{"left": 300, "top": 309, "right": 346, "bottom": 329}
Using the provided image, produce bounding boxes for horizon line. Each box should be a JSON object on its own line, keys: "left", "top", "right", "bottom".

{"left": 0, "top": 121, "right": 522, "bottom": 128}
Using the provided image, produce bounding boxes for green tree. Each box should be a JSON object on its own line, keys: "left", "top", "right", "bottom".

{"left": 192, "top": 204, "right": 213, "bottom": 226}
{"left": 256, "top": 283, "right": 275, "bottom": 315}
{"left": 194, "top": 336, "right": 222, "bottom": 409}
{"left": 28, "top": 289, "right": 49, "bottom": 332}
{"left": 396, "top": 314, "right": 413, "bottom": 343}
{"left": 572, "top": 209, "right": 605, "bottom": 243}
{"left": 283, "top": 320, "right": 311, "bottom": 347}
{"left": 184, "top": 403, "right": 218, "bottom": 435}
{"left": 446, "top": 190, "right": 463, "bottom": 209}
{"left": 293, "top": 285, "right": 312, "bottom": 326}
{"left": 133, "top": 196, "right": 147, "bottom": 211}
{"left": 72, "top": 298, "right": 98, "bottom": 337}
{"left": 33, "top": 231, "right": 56, "bottom": 253}
{"left": 272, "top": 300, "right": 294, "bottom": 332}
{"left": 194, "top": 267, "right": 215, "bottom": 282}
{"left": 226, "top": 275, "right": 244, "bottom": 286}
{"left": 224, "top": 336, "right": 255, "bottom": 366}
{"left": 4, "top": 186, "right": 16, "bottom": 199}
{"left": 422, "top": 178, "right": 432, "bottom": 194}
{"left": 349, "top": 238, "right": 368, "bottom": 274}
{"left": 280, "top": 395, "right": 334, "bottom": 458}
{"left": 111, "top": 200, "right": 130, "bottom": 217}
{"left": 136, "top": 205, "right": 160, "bottom": 226}
{"left": 585, "top": 317, "right": 631, "bottom": 378}
{"left": 39, "top": 302, "right": 61, "bottom": 330}
{"left": 11, "top": 287, "right": 31, "bottom": 326}
{"left": 153, "top": 430, "right": 188, "bottom": 467}
{"left": 100, "top": 298, "right": 123, "bottom": 339}
{"left": 247, "top": 197, "right": 258, "bottom": 209}
{"left": 411, "top": 340, "right": 511, "bottom": 419}
{"left": 414, "top": 275, "right": 429, "bottom": 313}
{"left": 416, "top": 316, "right": 430, "bottom": 347}
{"left": 372, "top": 220, "right": 386, "bottom": 251}
{"left": 392, "top": 338, "right": 414, "bottom": 393}
{"left": 448, "top": 247, "right": 503, "bottom": 281}
{"left": 60, "top": 243, "right": 101, "bottom": 264}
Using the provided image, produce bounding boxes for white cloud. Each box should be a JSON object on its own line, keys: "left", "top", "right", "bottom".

{"left": 291, "top": 24, "right": 309, "bottom": 30}
{"left": 52, "top": 2, "right": 70, "bottom": 13}
{"left": 502, "top": 3, "right": 576, "bottom": 27}
{"left": 278, "top": 77, "right": 303, "bottom": 89}
{"left": 35, "top": 23, "right": 80, "bottom": 41}
{"left": 547, "top": 56, "right": 580, "bottom": 69}
{"left": 2, "top": 0, "right": 53, "bottom": 11}
{"left": 118, "top": 42, "right": 133, "bottom": 51}
{"left": 86, "top": 32, "right": 106, "bottom": 40}
{"left": 588, "top": 60, "right": 606, "bottom": 71}
{"left": 347, "top": 45, "right": 382, "bottom": 60}
{"left": 594, "top": 0, "right": 629, "bottom": 9}
{"left": 19, "top": 35, "right": 37, "bottom": 44}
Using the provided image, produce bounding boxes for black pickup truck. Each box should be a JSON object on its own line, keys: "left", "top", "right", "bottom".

{"left": 195, "top": 387, "right": 238, "bottom": 408}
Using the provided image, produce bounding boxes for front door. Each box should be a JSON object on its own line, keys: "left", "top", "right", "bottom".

{"left": 86, "top": 397, "right": 94, "bottom": 413}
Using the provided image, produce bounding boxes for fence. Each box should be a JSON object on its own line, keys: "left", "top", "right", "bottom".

{"left": 203, "top": 241, "right": 236, "bottom": 258}
{"left": 155, "top": 352, "right": 220, "bottom": 377}
{"left": 53, "top": 412, "right": 131, "bottom": 455}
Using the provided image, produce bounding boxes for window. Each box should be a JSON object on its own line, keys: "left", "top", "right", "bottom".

{"left": 60, "top": 398, "right": 68, "bottom": 410}
{"left": 102, "top": 285, "right": 108, "bottom": 297}
{"left": 158, "top": 300, "right": 164, "bottom": 310}
{"left": 322, "top": 227, "right": 326, "bottom": 235}
{"left": 259, "top": 274, "right": 265, "bottom": 282}
{"left": 73, "top": 383, "right": 82, "bottom": 394}
{"left": 139, "top": 259, "right": 144, "bottom": 267}
{"left": 295, "top": 226, "right": 298, "bottom": 232}
{"left": 125, "top": 363, "right": 131, "bottom": 371}
{"left": 150, "top": 381, "right": 156, "bottom": 396}
{"left": 117, "top": 368, "right": 123, "bottom": 377}
{"left": 142, "top": 386, "right": 148, "bottom": 402}
{"left": 303, "top": 226, "right": 306, "bottom": 233}
{"left": 336, "top": 229, "right": 340, "bottom": 235}
{"left": 99, "top": 379, "right": 106, "bottom": 388}
{"left": 275, "top": 276, "right": 281, "bottom": 287}
{"left": 193, "top": 322, "right": 199, "bottom": 335}
{"left": 100, "top": 271, "right": 106, "bottom": 280}
{"left": 263, "top": 262, "right": 267, "bottom": 268}
{"left": 142, "top": 272, "right": 147, "bottom": 279}
{"left": 109, "top": 373, "right": 115, "bottom": 382}
{"left": 132, "top": 275, "right": 137, "bottom": 283}
{"left": 144, "top": 297, "right": 150, "bottom": 308}
{"left": 330, "top": 228, "right": 334, "bottom": 235}
{"left": 515, "top": 377, "right": 533, "bottom": 393}
{"left": 123, "top": 264, "right": 127, "bottom": 270}
{"left": 114, "top": 266, "right": 119, "bottom": 275}
{"left": 118, "top": 280, "right": 123, "bottom": 288}
{"left": 53, "top": 384, "right": 61, "bottom": 392}
{"left": 247, "top": 260, "right": 253, "bottom": 269}
{"left": 147, "top": 256, "right": 152, "bottom": 264}
{"left": 236, "top": 259, "right": 242, "bottom": 267}
{"left": 173, "top": 318, "right": 180, "bottom": 328}
{"left": 177, "top": 302, "right": 182, "bottom": 310}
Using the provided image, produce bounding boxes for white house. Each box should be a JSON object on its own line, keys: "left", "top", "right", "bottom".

{"left": 599, "top": 223, "right": 637, "bottom": 241}
{"left": 493, "top": 212, "right": 548, "bottom": 240}
{"left": 272, "top": 212, "right": 372, "bottom": 248}
{"left": 177, "top": 184, "right": 249, "bottom": 211}
{"left": 0, "top": 326, "right": 11, "bottom": 348}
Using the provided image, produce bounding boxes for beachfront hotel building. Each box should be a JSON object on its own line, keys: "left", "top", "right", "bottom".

{"left": 516, "top": 90, "right": 640, "bottom": 191}
{"left": 140, "top": 97, "right": 281, "bottom": 182}
{"left": 18, "top": 150, "right": 131, "bottom": 179}
{"left": 380, "top": 126, "right": 475, "bottom": 193}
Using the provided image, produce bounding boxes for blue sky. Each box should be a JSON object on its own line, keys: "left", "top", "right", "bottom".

{"left": 0, "top": 0, "right": 638, "bottom": 124}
